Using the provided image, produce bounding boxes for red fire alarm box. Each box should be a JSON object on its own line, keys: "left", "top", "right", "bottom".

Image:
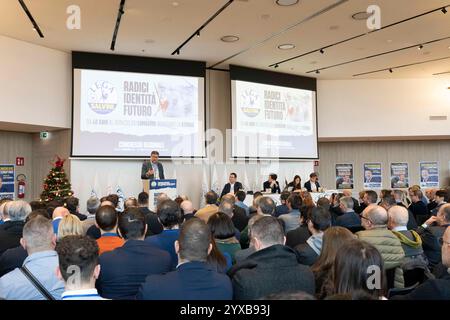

{"left": 16, "top": 157, "right": 25, "bottom": 166}
{"left": 314, "top": 160, "right": 320, "bottom": 166}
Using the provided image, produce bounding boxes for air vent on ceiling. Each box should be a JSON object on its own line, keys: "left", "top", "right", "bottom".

{"left": 429, "top": 115, "right": 448, "bottom": 121}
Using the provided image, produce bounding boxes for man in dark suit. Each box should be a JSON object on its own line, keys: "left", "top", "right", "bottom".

{"left": 96, "top": 207, "right": 172, "bottom": 300}
{"left": 364, "top": 170, "right": 381, "bottom": 183}
{"left": 228, "top": 216, "right": 315, "bottom": 300}
{"left": 409, "top": 189, "right": 429, "bottom": 225}
{"left": 137, "top": 218, "right": 232, "bottom": 300}
{"left": 137, "top": 191, "right": 163, "bottom": 236}
{"left": 335, "top": 196, "right": 361, "bottom": 229}
{"left": 416, "top": 204, "right": 450, "bottom": 269}
{"left": 220, "top": 173, "right": 243, "bottom": 199}
{"left": 141, "top": 150, "right": 165, "bottom": 180}
{"left": 304, "top": 172, "right": 321, "bottom": 192}
{"left": 0, "top": 200, "right": 30, "bottom": 256}
{"left": 221, "top": 194, "right": 249, "bottom": 232}
{"left": 262, "top": 174, "right": 281, "bottom": 194}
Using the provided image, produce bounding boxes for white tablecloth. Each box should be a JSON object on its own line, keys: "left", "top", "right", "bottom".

{"left": 243, "top": 190, "right": 339, "bottom": 207}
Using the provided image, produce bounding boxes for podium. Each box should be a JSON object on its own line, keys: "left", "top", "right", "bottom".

{"left": 143, "top": 179, "right": 177, "bottom": 211}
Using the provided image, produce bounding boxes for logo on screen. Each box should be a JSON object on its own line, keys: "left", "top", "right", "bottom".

{"left": 241, "top": 89, "right": 260, "bottom": 117}
{"left": 150, "top": 181, "right": 157, "bottom": 188}
{"left": 88, "top": 81, "right": 118, "bottom": 115}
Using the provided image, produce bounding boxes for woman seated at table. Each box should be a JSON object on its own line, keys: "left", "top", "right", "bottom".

{"left": 285, "top": 175, "right": 302, "bottom": 192}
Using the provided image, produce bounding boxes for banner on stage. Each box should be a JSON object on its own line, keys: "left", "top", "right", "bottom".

{"left": 363, "top": 163, "right": 382, "bottom": 189}
{"left": 419, "top": 161, "right": 439, "bottom": 188}
{"left": 335, "top": 163, "right": 354, "bottom": 189}
{"left": 149, "top": 179, "right": 177, "bottom": 210}
{"left": 390, "top": 162, "right": 409, "bottom": 189}
{"left": 0, "top": 165, "right": 15, "bottom": 200}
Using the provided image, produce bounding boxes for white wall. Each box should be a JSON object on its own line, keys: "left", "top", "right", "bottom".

{"left": 0, "top": 35, "right": 71, "bottom": 128}
{"left": 317, "top": 78, "right": 450, "bottom": 138}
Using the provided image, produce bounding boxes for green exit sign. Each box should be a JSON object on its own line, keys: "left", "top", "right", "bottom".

{"left": 40, "top": 131, "right": 49, "bottom": 139}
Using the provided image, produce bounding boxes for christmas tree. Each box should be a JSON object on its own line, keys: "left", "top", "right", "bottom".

{"left": 40, "top": 156, "right": 74, "bottom": 203}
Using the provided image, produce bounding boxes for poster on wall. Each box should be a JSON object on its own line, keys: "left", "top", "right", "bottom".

{"left": 335, "top": 163, "right": 354, "bottom": 189}
{"left": 419, "top": 161, "right": 439, "bottom": 188}
{"left": 0, "top": 165, "right": 15, "bottom": 200}
{"left": 390, "top": 162, "right": 409, "bottom": 189}
{"left": 363, "top": 163, "right": 382, "bottom": 189}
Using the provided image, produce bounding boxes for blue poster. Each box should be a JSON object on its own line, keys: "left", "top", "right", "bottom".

{"left": 149, "top": 179, "right": 177, "bottom": 210}
{"left": 390, "top": 162, "right": 409, "bottom": 189}
{"left": 419, "top": 162, "right": 439, "bottom": 188}
{"left": 364, "top": 163, "right": 382, "bottom": 189}
{"left": 0, "top": 165, "right": 15, "bottom": 200}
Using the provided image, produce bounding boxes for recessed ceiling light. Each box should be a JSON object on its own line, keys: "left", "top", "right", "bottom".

{"left": 221, "top": 35, "right": 239, "bottom": 42}
{"left": 278, "top": 44, "right": 295, "bottom": 50}
{"left": 329, "top": 25, "right": 340, "bottom": 31}
{"left": 310, "top": 61, "right": 318, "bottom": 65}
{"left": 276, "top": 0, "right": 299, "bottom": 6}
{"left": 261, "top": 14, "right": 271, "bottom": 20}
{"left": 172, "top": 2, "right": 179, "bottom": 7}
{"left": 352, "top": 11, "right": 374, "bottom": 20}
{"left": 387, "top": 39, "right": 393, "bottom": 43}
{"left": 144, "top": 39, "right": 155, "bottom": 44}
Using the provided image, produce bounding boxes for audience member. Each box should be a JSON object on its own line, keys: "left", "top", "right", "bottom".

{"left": 431, "top": 189, "right": 447, "bottom": 216}
{"left": 425, "top": 188, "right": 438, "bottom": 212}
{"left": 393, "top": 189, "right": 408, "bottom": 207}
{"left": 279, "top": 193, "right": 302, "bottom": 233}
{"left": 356, "top": 205, "right": 405, "bottom": 288}
{"left": 208, "top": 212, "right": 241, "bottom": 263}
{"left": 286, "top": 208, "right": 311, "bottom": 248}
{"left": 335, "top": 196, "right": 361, "bottom": 230}
{"left": 145, "top": 199, "right": 182, "bottom": 269}
{"left": 0, "top": 216, "right": 64, "bottom": 299}
{"left": 0, "top": 200, "right": 31, "bottom": 256}
{"left": 311, "top": 227, "right": 355, "bottom": 299}
{"left": 195, "top": 191, "right": 219, "bottom": 222}
{"left": 416, "top": 203, "right": 450, "bottom": 269}
{"left": 52, "top": 206, "right": 70, "bottom": 235}
{"left": 137, "top": 191, "right": 163, "bottom": 236}
{"left": 234, "top": 191, "right": 249, "bottom": 216}
{"left": 82, "top": 196, "right": 100, "bottom": 234}
{"left": 95, "top": 205, "right": 124, "bottom": 255}
{"left": 124, "top": 197, "right": 138, "bottom": 209}
{"left": 56, "top": 235, "right": 106, "bottom": 300}
{"left": 248, "top": 191, "right": 263, "bottom": 215}
{"left": 228, "top": 216, "right": 314, "bottom": 300}
{"left": 65, "top": 196, "right": 87, "bottom": 221}
{"left": 333, "top": 239, "right": 386, "bottom": 299}
{"left": 355, "top": 190, "right": 377, "bottom": 214}
{"left": 137, "top": 218, "right": 233, "bottom": 300}
{"left": 57, "top": 214, "right": 83, "bottom": 240}
{"left": 275, "top": 191, "right": 290, "bottom": 217}
{"left": 393, "top": 226, "right": 450, "bottom": 300}
{"left": 180, "top": 200, "right": 195, "bottom": 222}
{"left": 221, "top": 194, "right": 248, "bottom": 232}
{"left": 408, "top": 189, "right": 429, "bottom": 225}
{"left": 381, "top": 193, "right": 417, "bottom": 230}
{"left": 97, "top": 207, "right": 171, "bottom": 299}
{"left": 295, "top": 207, "right": 331, "bottom": 266}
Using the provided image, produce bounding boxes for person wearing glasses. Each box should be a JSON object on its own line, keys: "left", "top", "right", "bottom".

{"left": 415, "top": 203, "right": 450, "bottom": 270}
{"left": 356, "top": 205, "right": 405, "bottom": 288}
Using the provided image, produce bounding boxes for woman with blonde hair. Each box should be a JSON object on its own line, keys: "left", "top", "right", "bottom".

{"left": 57, "top": 214, "right": 83, "bottom": 240}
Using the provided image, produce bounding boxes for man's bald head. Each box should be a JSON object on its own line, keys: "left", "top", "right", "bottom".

{"left": 342, "top": 189, "right": 352, "bottom": 197}
{"left": 101, "top": 200, "right": 114, "bottom": 207}
{"left": 362, "top": 204, "right": 388, "bottom": 228}
{"left": 180, "top": 200, "right": 194, "bottom": 214}
{"left": 53, "top": 207, "right": 70, "bottom": 219}
{"left": 221, "top": 193, "right": 235, "bottom": 204}
{"left": 388, "top": 205, "right": 409, "bottom": 229}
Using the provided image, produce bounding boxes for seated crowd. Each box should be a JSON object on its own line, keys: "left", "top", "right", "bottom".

{"left": 0, "top": 184, "right": 449, "bottom": 300}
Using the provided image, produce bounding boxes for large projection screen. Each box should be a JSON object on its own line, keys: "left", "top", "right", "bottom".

{"left": 231, "top": 65, "right": 318, "bottom": 160}
{"left": 72, "top": 52, "right": 206, "bottom": 158}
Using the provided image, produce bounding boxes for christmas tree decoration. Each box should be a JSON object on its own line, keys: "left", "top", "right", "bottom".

{"left": 40, "top": 155, "right": 73, "bottom": 203}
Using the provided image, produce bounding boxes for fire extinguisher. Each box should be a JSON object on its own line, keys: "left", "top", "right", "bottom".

{"left": 17, "top": 174, "right": 26, "bottom": 199}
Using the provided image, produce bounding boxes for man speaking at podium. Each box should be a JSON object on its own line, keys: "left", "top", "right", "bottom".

{"left": 141, "top": 150, "right": 165, "bottom": 180}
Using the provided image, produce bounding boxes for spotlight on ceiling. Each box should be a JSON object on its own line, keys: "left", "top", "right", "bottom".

{"left": 442, "top": 7, "right": 447, "bottom": 14}
{"left": 274, "top": 64, "right": 279, "bottom": 68}
{"left": 220, "top": 35, "right": 239, "bottom": 42}
{"left": 389, "top": 68, "right": 393, "bottom": 73}
{"left": 277, "top": 44, "right": 296, "bottom": 50}
{"left": 319, "top": 48, "right": 325, "bottom": 54}
{"left": 418, "top": 44, "right": 424, "bottom": 50}
{"left": 315, "top": 70, "right": 320, "bottom": 74}
{"left": 352, "top": 11, "right": 374, "bottom": 20}
{"left": 275, "top": 0, "right": 299, "bottom": 6}
{"left": 196, "top": 31, "right": 200, "bottom": 37}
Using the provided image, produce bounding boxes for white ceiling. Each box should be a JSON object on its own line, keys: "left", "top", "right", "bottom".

{"left": 1, "top": 0, "right": 450, "bottom": 79}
